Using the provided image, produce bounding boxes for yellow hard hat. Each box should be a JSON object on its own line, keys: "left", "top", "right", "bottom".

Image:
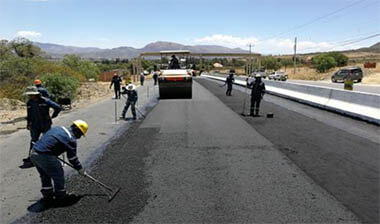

{"left": 72, "top": 120, "right": 88, "bottom": 136}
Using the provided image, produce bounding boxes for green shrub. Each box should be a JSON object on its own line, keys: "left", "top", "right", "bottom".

{"left": 40, "top": 73, "right": 79, "bottom": 101}
{"left": 312, "top": 54, "right": 337, "bottom": 73}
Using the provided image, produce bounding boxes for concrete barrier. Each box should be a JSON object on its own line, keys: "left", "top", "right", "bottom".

{"left": 202, "top": 74, "right": 380, "bottom": 125}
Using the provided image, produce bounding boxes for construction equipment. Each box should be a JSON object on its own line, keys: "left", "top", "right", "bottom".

{"left": 57, "top": 157, "right": 121, "bottom": 202}
{"left": 158, "top": 51, "right": 192, "bottom": 99}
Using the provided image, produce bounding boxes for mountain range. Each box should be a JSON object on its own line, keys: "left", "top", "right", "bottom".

{"left": 34, "top": 41, "right": 249, "bottom": 59}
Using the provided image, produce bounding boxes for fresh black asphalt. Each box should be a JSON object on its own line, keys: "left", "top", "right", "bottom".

{"left": 196, "top": 78, "right": 379, "bottom": 224}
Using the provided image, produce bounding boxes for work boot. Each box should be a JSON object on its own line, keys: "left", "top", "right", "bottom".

{"left": 39, "top": 196, "right": 54, "bottom": 208}
{"left": 133, "top": 116, "right": 137, "bottom": 120}
{"left": 54, "top": 193, "right": 81, "bottom": 207}
{"left": 20, "top": 159, "right": 35, "bottom": 169}
{"left": 119, "top": 116, "right": 125, "bottom": 120}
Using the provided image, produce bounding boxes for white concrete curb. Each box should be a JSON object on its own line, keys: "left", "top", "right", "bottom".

{"left": 202, "top": 74, "right": 380, "bottom": 125}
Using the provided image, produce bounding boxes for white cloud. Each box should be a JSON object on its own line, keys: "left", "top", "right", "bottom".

{"left": 194, "top": 34, "right": 259, "bottom": 49}
{"left": 16, "top": 31, "right": 42, "bottom": 39}
{"left": 193, "top": 34, "right": 364, "bottom": 54}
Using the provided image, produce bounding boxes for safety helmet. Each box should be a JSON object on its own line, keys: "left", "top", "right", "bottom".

{"left": 127, "top": 84, "right": 136, "bottom": 90}
{"left": 24, "top": 86, "right": 40, "bottom": 95}
{"left": 72, "top": 120, "right": 88, "bottom": 136}
{"left": 255, "top": 74, "right": 262, "bottom": 78}
{"left": 34, "top": 79, "right": 42, "bottom": 85}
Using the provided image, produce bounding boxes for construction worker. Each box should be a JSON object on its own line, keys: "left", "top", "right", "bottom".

{"left": 248, "top": 74, "right": 266, "bottom": 117}
{"left": 109, "top": 73, "right": 122, "bottom": 99}
{"left": 20, "top": 86, "right": 62, "bottom": 169}
{"left": 153, "top": 71, "right": 159, "bottom": 86}
{"left": 168, "top": 55, "right": 180, "bottom": 69}
{"left": 30, "top": 120, "right": 88, "bottom": 206}
{"left": 140, "top": 72, "right": 145, "bottom": 86}
{"left": 120, "top": 84, "right": 138, "bottom": 120}
{"left": 34, "top": 79, "right": 51, "bottom": 98}
{"left": 225, "top": 69, "right": 235, "bottom": 96}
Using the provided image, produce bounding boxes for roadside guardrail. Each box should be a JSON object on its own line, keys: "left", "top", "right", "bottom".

{"left": 202, "top": 74, "right": 380, "bottom": 125}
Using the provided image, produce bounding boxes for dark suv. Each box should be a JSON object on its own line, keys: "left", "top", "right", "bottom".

{"left": 331, "top": 67, "right": 363, "bottom": 83}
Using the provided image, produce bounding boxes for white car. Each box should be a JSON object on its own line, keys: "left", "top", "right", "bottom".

{"left": 268, "top": 72, "right": 288, "bottom": 81}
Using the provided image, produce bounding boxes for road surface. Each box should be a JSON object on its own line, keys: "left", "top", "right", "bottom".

{"left": 13, "top": 79, "right": 378, "bottom": 223}
{"left": 209, "top": 72, "right": 380, "bottom": 94}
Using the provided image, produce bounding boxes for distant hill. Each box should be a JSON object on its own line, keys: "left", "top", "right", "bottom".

{"left": 34, "top": 41, "right": 249, "bottom": 59}
{"left": 353, "top": 42, "right": 380, "bottom": 53}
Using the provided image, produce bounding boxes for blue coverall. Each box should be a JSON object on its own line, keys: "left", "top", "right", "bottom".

{"left": 27, "top": 97, "right": 62, "bottom": 151}
{"left": 248, "top": 79, "right": 266, "bottom": 115}
{"left": 30, "top": 126, "right": 82, "bottom": 198}
{"left": 36, "top": 85, "right": 51, "bottom": 98}
{"left": 121, "top": 88, "right": 138, "bottom": 119}
{"left": 225, "top": 74, "right": 235, "bottom": 96}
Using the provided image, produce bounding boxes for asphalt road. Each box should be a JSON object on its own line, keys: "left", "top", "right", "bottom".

{"left": 197, "top": 77, "right": 379, "bottom": 224}
{"left": 210, "top": 72, "right": 380, "bottom": 94}
{"left": 15, "top": 81, "right": 362, "bottom": 223}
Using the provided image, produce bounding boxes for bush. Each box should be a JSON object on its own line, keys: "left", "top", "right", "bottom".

{"left": 325, "top": 52, "right": 348, "bottom": 67}
{"left": 262, "top": 56, "right": 281, "bottom": 71}
{"left": 62, "top": 54, "right": 100, "bottom": 81}
{"left": 40, "top": 73, "right": 79, "bottom": 101}
{"left": 312, "top": 54, "right": 337, "bottom": 73}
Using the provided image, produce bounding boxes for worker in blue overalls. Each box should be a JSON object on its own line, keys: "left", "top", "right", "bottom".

{"left": 248, "top": 74, "right": 266, "bottom": 116}
{"left": 30, "top": 120, "right": 88, "bottom": 206}
{"left": 225, "top": 69, "right": 235, "bottom": 96}
{"left": 20, "top": 86, "right": 62, "bottom": 169}
{"left": 120, "top": 84, "right": 138, "bottom": 120}
{"left": 34, "top": 79, "right": 51, "bottom": 99}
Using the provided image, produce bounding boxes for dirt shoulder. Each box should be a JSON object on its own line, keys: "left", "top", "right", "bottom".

{"left": 0, "top": 82, "right": 113, "bottom": 135}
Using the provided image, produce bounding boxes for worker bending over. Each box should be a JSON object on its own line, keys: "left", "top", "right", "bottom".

{"left": 30, "top": 120, "right": 88, "bottom": 206}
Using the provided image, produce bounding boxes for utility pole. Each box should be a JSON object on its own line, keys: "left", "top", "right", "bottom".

{"left": 247, "top": 43, "right": 253, "bottom": 75}
{"left": 293, "top": 37, "right": 297, "bottom": 75}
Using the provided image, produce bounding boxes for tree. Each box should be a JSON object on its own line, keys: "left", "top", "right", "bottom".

{"left": 326, "top": 52, "right": 348, "bottom": 67}
{"left": 312, "top": 54, "right": 337, "bottom": 73}
{"left": 9, "top": 37, "right": 42, "bottom": 58}
{"left": 261, "top": 56, "right": 281, "bottom": 71}
{"left": 280, "top": 58, "right": 293, "bottom": 71}
{"left": 62, "top": 54, "right": 100, "bottom": 80}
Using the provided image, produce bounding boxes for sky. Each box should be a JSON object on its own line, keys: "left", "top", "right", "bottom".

{"left": 0, "top": 0, "right": 379, "bottom": 54}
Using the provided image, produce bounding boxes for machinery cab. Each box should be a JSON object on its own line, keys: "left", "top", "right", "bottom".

{"left": 158, "top": 50, "right": 193, "bottom": 99}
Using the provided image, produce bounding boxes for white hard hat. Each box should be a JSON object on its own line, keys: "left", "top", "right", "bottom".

{"left": 127, "top": 84, "right": 136, "bottom": 90}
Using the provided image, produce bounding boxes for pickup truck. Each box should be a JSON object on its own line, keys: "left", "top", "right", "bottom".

{"left": 268, "top": 71, "right": 288, "bottom": 81}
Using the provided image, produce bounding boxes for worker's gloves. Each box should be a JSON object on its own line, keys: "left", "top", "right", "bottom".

{"left": 78, "top": 169, "right": 87, "bottom": 176}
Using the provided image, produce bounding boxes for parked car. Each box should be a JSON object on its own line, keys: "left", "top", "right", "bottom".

{"left": 331, "top": 67, "right": 363, "bottom": 83}
{"left": 268, "top": 71, "right": 288, "bottom": 81}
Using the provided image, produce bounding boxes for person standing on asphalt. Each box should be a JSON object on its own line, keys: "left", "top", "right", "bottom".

{"left": 225, "top": 69, "right": 235, "bottom": 96}
{"left": 120, "top": 84, "right": 138, "bottom": 120}
{"left": 30, "top": 120, "right": 88, "bottom": 207}
{"left": 20, "top": 86, "right": 62, "bottom": 169}
{"left": 109, "top": 73, "right": 122, "bottom": 99}
{"left": 153, "top": 71, "right": 159, "bottom": 86}
{"left": 248, "top": 74, "right": 266, "bottom": 117}
{"left": 140, "top": 72, "right": 145, "bottom": 86}
{"left": 34, "top": 79, "right": 51, "bottom": 99}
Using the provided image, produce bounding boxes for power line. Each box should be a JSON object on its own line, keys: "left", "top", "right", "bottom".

{"left": 257, "top": 0, "right": 370, "bottom": 44}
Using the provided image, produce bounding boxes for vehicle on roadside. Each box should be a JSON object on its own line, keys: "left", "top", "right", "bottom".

{"left": 268, "top": 71, "right": 288, "bottom": 81}
{"left": 331, "top": 67, "right": 363, "bottom": 83}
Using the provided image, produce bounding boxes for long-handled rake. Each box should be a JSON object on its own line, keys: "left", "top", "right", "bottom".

{"left": 57, "top": 157, "right": 121, "bottom": 202}
{"left": 241, "top": 79, "right": 250, "bottom": 116}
